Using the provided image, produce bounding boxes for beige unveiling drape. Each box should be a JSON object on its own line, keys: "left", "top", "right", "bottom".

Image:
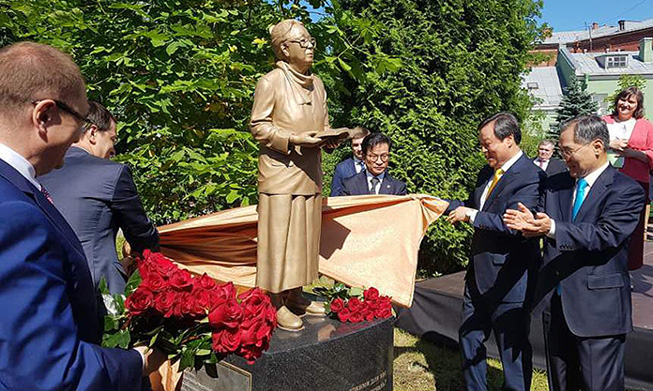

{"left": 158, "top": 194, "right": 448, "bottom": 307}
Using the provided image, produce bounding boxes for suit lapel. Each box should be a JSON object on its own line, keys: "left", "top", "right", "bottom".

{"left": 558, "top": 185, "right": 574, "bottom": 222}
{"left": 379, "top": 175, "right": 393, "bottom": 195}
{"left": 355, "top": 172, "right": 369, "bottom": 194}
{"left": 481, "top": 155, "right": 525, "bottom": 211}
{"left": 574, "top": 166, "right": 613, "bottom": 222}
{"left": 347, "top": 158, "right": 357, "bottom": 178}
{"left": 0, "top": 160, "right": 85, "bottom": 258}
{"left": 474, "top": 168, "right": 492, "bottom": 208}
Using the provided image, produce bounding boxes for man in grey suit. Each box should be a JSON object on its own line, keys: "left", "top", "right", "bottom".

{"left": 40, "top": 101, "right": 159, "bottom": 294}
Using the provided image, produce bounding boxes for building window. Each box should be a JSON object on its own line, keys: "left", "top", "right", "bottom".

{"left": 605, "top": 55, "right": 627, "bottom": 68}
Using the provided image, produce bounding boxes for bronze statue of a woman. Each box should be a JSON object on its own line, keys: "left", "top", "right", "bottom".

{"left": 250, "top": 19, "right": 334, "bottom": 331}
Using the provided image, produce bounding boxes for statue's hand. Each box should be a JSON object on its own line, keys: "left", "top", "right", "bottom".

{"left": 290, "top": 134, "right": 324, "bottom": 148}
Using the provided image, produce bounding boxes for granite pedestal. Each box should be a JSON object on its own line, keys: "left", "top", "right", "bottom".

{"left": 181, "top": 316, "right": 394, "bottom": 391}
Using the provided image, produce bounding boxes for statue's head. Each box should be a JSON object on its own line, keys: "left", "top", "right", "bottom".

{"left": 270, "top": 19, "right": 316, "bottom": 71}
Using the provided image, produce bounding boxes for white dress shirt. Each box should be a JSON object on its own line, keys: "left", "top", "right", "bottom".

{"left": 0, "top": 143, "right": 40, "bottom": 189}
{"left": 365, "top": 170, "right": 386, "bottom": 195}
{"left": 468, "top": 150, "right": 524, "bottom": 223}
{"left": 533, "top": 157, "right": 550, "bottom": 172}
{"left": 547, "top": 162, "right": 610, "bottom": 238}
{"left": 353, "top": 157, "right": 365, "bottom": 174}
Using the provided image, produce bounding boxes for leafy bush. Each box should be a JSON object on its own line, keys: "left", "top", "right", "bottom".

{"left": 323, "top": 0, "right": 545, "bottom": 274}
{"left": 1, "top": 0, "right": 545, "bottom": 275}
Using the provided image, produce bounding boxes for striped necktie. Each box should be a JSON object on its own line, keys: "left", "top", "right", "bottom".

{"left": 369, "top": 177, "right": 380, "bottom": 194}
{"left": 40, "top": 184, "right": 54, "bottom": 204}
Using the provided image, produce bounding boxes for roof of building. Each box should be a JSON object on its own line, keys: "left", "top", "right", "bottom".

{"left": 559, "top": 47, "right": 653, "bottom": 76}
{"left": 522, "top": 66, "right": 563, "bottom": 109}
{"left": 542, "top": 18, "right": 653, "bottom": 45}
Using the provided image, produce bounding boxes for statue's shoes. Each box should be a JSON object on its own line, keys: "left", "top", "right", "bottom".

{"left": 287, "top": 295, "right": 327, "bottom": 317}
{"left": 276, "top": 306, "right": 304, "bottom": 332}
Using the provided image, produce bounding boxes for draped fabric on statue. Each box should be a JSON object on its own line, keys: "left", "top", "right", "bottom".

{"left": 158, "top": 194, "right": 448, "bottom": 307}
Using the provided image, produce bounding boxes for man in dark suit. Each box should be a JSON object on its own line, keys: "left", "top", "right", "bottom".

{"left": 40, "top": 101, "right": 159, "bottom": 294}
{"left": 504, "top": 115, "right": 644, "bottom": 391}
{"left": 533, "top": 139, "right": 567, "bottom": 177}
{"left": 330, "top": 127, "right": 369, "bottom": 196}
{"left": 445, "top": 112, "right": 544, "bottom": 391}
{"left": 340, "top": 132, "right": 407, "bottom": 196}
{"left": 0, "top": 42, "right": 162, "bottom": 390}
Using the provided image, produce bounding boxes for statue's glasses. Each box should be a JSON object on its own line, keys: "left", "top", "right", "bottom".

{"left": 366, "top": 153, "right": 390, "bottom": 163}
{"left": 286, "top": 37, "right": 316, "bottom": 49}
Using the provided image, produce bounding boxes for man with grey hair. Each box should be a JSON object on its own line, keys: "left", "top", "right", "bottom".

{"left": 504, "top": 115, "right": 645, "bottom": 391}
{"left": 0, "top": 42, "right": 163, "bottom": 390}
{"left": 533, "top": 139, "right": 567, "bottom": 177}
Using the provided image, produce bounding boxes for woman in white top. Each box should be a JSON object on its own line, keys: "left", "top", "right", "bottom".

{"left": 602, "top": 86, "right": 653, "bottom": 270}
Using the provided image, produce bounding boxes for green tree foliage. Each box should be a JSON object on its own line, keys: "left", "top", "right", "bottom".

{"left": 0, "top": 0, "right": 545, "bottom": 275}
{"left": 321, "top": 0, "right": 546, "bottom": 274}
{"left": 1, "top": 0, "right": 283, "bottom": 223}
{"left": 606, "top": 74, "right": 647, "bottom": 114}
{"left": 550, "top": 75, "right": 598, "bottom": 139}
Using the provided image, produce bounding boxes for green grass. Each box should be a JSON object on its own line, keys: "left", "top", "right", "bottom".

{"left": 393, "top": 329, "right": 549, "bottom": 391}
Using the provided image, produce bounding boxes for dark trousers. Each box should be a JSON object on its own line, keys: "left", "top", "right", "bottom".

{"left": 543, "top": 293, "right": 626, "bottom": 391}
{"left": 459, "top": 283, "right": 532, "bottom": 391}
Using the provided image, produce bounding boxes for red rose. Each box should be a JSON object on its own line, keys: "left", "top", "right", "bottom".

{"left": 154, "top": 289, "right": 176, "bottom": 317}
{"left": 349, "top": 311, "right": 364, "bottom": 323}
{"left": 209, "top": 282, "right": 237, "bottom": 310}
{"left": 211, "top": 327, "right": 242, "bottom": 354}
{"left": 238, "top": 288, "right": 272, "bottom": 318}
{"left": 239, "top": 317, "right": 263, "bottom": 347}
{"left": 337, "top": 307, "right": 351, "bottom": 322}
{"left": 191, "top": 289, "right": 212, "bottom": 317}
{"left": 237, "top": 343, "right": 267, "bottom": 364}
{"left": 169, "top": 269, "right": 193, "bottom": 291}
{"left": 330, "top": 298, "right": 345, "bottom": 313}
{"left": 174, "top": 292, "right": 195, "bottom": 318}
{"left": 142, "top": 250, "right": 177, "bottom": 277}
{"left": 208, "top": 299, "right": 243, "bottom": 329}
{"left": 375, "top": 305, "right": 392, "bottom": 319}
{"left": 363, "top": 287, "right": 380, "bottom": 301}
{"left": 361, "top": 304, "right": 375, "bottom": 321}
{"left": 347, "top": 297, "right": 364, "bottom": 313}
{"left": 125, "top": 286, "right": 154, "bottom": 316}
{"left": 194, "top": 273, "right": 217, "bottom": 291}
{"left": 142, "top": 271, "right": 168, "bottom": 292}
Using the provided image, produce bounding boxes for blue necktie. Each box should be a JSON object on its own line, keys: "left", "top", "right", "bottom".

{"left": 572, "top": 178, "right": 588, "bottom": 220}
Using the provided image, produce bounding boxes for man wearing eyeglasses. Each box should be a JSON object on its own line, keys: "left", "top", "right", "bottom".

{"left": 504, "top": 115, "right": 645, "bottom": 391}
{"left": 445, "top": 112, "right": 544, "bottom": 391}
{"left": 40, "top": 101, "right": 160, "bottom": 295}
{"left": 340, "top": 132, "right": 407, "bottom": 196}
{"left": 0, "top": 42, "right": 164, "bottom": 390}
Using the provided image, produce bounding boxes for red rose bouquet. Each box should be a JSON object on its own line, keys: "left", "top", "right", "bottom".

{"left": 101, "top": 250, "right": 276, "bottom": 370}
{"left": 313, "top": 282, "right": 393, "bottom": 323}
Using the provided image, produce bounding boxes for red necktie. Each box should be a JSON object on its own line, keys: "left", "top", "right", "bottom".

{"left": 40, "top": 185, "right": 54, "bottom": 204}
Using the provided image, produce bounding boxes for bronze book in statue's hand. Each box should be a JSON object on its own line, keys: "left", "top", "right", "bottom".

{"left": 312, "top": 127, "right": 367, "bottom": 140}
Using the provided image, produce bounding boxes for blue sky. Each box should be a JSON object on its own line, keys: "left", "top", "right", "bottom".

{"left": 538, "top": 0, "right": 653, "bottom": 32}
